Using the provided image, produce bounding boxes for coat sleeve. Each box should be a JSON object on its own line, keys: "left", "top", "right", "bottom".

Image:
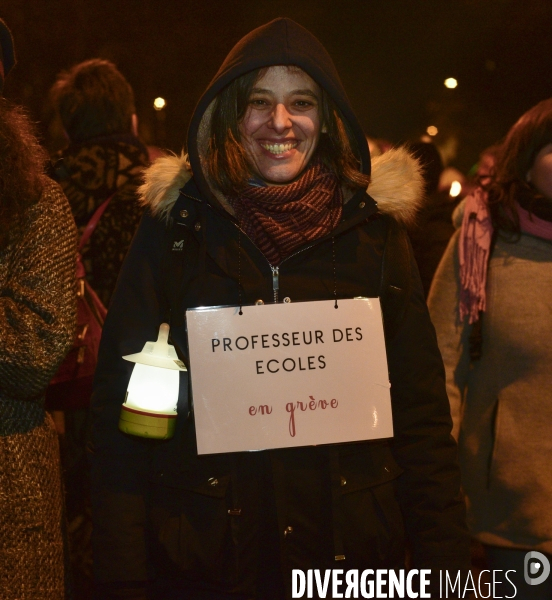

{"left": 427, "top": 230, "right": 472, "bottom": 441}
{"left": 90, "top": 209, "right": 170, "bottom": 591}
{"left": 385, "top": 226, "right": 471, "bottom": 575}
{"left": 0, "top": 179, "right": 76, "bottom": 400}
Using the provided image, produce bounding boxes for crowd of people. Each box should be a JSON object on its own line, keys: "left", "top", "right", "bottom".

{"left": 1, "top": 14, "right": 551, "bottom": 600}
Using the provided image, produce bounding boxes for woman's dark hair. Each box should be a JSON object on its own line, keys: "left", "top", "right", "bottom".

{"left": 205, "top": 66, "right": 370, "bottom": 194}
{"left": 475, "top": 144, "right": 500, "bottom": 186}
{"left": 50, "top": 58, "right": 136, "bottom": 144}
{"left": 0, "top": 97, "right": 47, "bottom": 250}
{"left": 487, "top": 97, "right": 552, "bottom": 234}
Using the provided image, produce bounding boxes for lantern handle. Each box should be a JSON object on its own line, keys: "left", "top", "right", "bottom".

{"left": 157, "top": 323, "right": 170, "bottom": 344}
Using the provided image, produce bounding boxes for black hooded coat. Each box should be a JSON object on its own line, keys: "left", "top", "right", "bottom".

{"left": 90, "top": 18, "right": 470, "bottom": 600}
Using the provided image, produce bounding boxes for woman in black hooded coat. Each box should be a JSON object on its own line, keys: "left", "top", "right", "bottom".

{"left": 91, "top": 18, "right": 470, "bottom": 600}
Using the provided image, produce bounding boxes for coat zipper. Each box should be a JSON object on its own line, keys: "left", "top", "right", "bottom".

{"left": 271, "top": 266, "right": 279, "bottom": 303}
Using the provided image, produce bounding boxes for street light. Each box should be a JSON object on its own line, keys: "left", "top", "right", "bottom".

{"left": 450, "top": 181, "right": 462, "bottom": 198}
{"left": 153, "top": 97, "right": 166, "bottom": 111}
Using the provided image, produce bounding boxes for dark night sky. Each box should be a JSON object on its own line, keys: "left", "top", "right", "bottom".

{"left": 2, "top": 0, "right": 552, "bottom": 172}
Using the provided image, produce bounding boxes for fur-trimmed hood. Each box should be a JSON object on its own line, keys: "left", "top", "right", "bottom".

{"left": 139, "top": 146, "right": 425, "bottom": 227}
{"left": 139, "top": 18, "right": 425, "bottom": 228}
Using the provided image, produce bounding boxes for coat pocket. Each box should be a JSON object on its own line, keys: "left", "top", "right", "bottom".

{"left": 148, "top": 473, "right": 235, "bottom": 584}
{"left": 339, "top": 443, "right": 406, "bottom": 568}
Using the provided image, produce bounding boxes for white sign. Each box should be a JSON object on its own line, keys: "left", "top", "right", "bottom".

{"left": 186, "top": 298, "right": 392, "bottom": 455}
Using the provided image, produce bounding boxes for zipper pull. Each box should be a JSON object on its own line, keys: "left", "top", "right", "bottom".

{"left": 271, "top": 266, "right": 279, "bottom": 304}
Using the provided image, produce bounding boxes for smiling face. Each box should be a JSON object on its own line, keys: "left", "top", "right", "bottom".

{"left": 238, "top": 66, "right": 321, "bottom": 185}
{"left": 528, "top": 142, "right": 552, "bottom": 201}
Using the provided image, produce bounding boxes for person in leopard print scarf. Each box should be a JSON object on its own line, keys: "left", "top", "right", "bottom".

{"left": 48, "top": 58, "right": 148, "bottom": 595}
{"left": 50, "top": 58, "right": 148, "bottom": 307}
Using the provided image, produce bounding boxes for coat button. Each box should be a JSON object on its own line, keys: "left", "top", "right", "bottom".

{"left": 359, "top": 201, "right": 366, "bottom": 209}
{"left": 255, "top": 299, "right": 264, "bottom": 305}
{"left": 194, "top": 222, "right": 201, "bottom": 231}
{"left": 340, "top": 476, "right": 346, "bottom": 486}
{"left": 180, "top": 209, "right": 188, "bottom": 218}
{"left": 283, "top": 297, "right": 291, "bottom": 304}
{"left": 208, "top": 477, "right": 218, "bottom": 487}
{"left": 284, "top": 526, "right": 293, "bottom": 536}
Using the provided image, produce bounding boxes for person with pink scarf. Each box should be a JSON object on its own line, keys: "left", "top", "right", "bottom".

{"left": 428, "top": 98, "right": 552, "bottom": 598}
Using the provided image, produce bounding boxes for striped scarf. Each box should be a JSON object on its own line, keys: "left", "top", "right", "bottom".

{"left": 459, "top": 188, "right": 493, "bottom": 324}
{"left": 459, "top": 188, "right": 552, "bottom": 323}
{"left": 229, "top": 160, "right": 342, "bottom": 265}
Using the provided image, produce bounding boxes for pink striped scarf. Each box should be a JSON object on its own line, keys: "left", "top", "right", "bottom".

{"left": 459, "top": 189, "right": 552, "bottom": 323}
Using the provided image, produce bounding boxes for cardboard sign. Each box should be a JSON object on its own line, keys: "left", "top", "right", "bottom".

{"left": 186, "top": 298, "right": 392, "bottom": 454}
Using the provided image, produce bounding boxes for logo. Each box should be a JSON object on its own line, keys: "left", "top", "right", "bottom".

{"left": 524, "top": 551, "right": 551, "bottom": 586}
{"left": 173, "top": 240, "right": 184, "bottom": 251}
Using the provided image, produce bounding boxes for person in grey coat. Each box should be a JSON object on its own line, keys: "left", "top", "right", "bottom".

{"left": 428, "top": 98, "right": 552, "bottom": 599}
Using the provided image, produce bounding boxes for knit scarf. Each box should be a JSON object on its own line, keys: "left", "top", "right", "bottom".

{"left": 459, "top": 188, "right": 552, "bottom": 323}
{"left": 229, "top": 160, "right": 343, "bottom": 265}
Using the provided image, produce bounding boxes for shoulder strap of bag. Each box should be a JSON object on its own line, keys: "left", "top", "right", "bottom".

{"left": 78, "top": 194, "right": 115, "bottom": 253}
{"left": 76, "top": 194, "right": 115, "bottom": 278}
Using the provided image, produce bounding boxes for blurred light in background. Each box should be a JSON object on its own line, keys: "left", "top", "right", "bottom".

{"left": 444, "top": 78, "right": 458, "bottom": 89}
{"left": 449, "top": 180, "right": 462, "bottom": 197}
{"left": 153, "top": 97, "right": 166, "bottom": 111}
{"left": 426, "top": 125, "right": 438, "bottom": 136}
